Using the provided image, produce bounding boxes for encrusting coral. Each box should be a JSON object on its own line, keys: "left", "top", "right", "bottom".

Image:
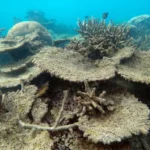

{"left": 117, "top": 50, "right": 150, "bottom": 84}
{"left": 78, "top": 91, "right": 150, "bottom": 144}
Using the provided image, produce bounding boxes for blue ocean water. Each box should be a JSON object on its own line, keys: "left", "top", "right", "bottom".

{"left": 0, "top": 0, "right": 150, "bottom": 30}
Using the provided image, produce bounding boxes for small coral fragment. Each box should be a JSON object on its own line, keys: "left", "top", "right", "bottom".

{"left": 74, "top": 81, "right": 115, "bottom": 116}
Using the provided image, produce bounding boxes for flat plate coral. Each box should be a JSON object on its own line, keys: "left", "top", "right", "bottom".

{"left": 117, "top": 51, "right": 150, "bottom": 84}
{"left": 78, "top": 92, "right": 150, "bottom": 144}
{"left": 33, "top": 47, "right": 134, "bottom": 82}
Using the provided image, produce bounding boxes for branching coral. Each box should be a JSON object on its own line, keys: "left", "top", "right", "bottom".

{"left": 67, "top": 17, "right": 133, "bottom": 60}
{"left": 74, "top": 81, "right": 115, "bottom": 116}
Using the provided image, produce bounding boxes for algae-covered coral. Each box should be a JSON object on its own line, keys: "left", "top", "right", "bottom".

{"left": 67, "top": 17, "right": 133, "bottom": 60}
{"left": 0, "top": 14, "right": 150, "bottom": 150}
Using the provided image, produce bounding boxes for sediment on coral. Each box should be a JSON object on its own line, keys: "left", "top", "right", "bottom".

{"left": 0, "top": 61, "right": 42, "bottom": 88}
{"left": 0, "top": 21, "right": 53, "bottom": 63}
{"left": 33, "top": 46, "right": 134, "bottom": 82}
{"left": 67, "top": 17, "right": 133, "bottom": 60}
{"left": 0, "top": 85, "right": 53, "bottom": 150}
{"left": 78, "top": 91, "right": 150, "bottom": 144}
{"left": 19, "top": 90, "right": 78, "bottom": 132}
{"left": 117, "top": 50, "right": 150, "bottom": 84}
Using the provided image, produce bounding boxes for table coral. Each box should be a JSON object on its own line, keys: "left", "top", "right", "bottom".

{"left": 78, "top": 92, "right": 150, "bottom": 144}
{"left": 117, "top": 51, "right": 150, "bottom": 84}
{"left": 33, "top": 46, "right": 134, "bottom": 82}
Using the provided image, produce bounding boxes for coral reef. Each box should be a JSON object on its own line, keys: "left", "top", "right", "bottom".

{"left": 134, "top": 35, "right": 150, "bottom": 50}
{"left": 128, "top": 15, "right": 150, "bottom": 36}
{"left": 127, "top": 15, "right": 150, "bottom": 50}
{"left": 7, "top": 21, "right": 53, "bottom": 46}
{"left": 25, "top": 10, "right": 76, "bottom": 36}
{"left": 0, "top": 14, "right": 150, "bottom": 150}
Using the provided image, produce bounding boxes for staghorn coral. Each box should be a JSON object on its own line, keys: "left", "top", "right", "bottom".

{"left": 78, "top": 91, "right": 150, "bottom": 144}
{"left": 33, "top": 46, "right": 134, "bottom": 82}
{"left": 67, "top": 17, "right": 133, "bottom": 60}
{"left": 117, "top": 51, "right": 150, "bottom": 84}
{"left": 74, "top": 81, "right": 115, "bottom": 116}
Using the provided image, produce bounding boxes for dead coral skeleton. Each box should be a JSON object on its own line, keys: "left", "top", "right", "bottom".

{"left": 67, "top": 17, "right": 133, "bottom": 59}
{"left": 78, "top": 92, "right": 150, "bottom": 144}
{"left": 19, "top": 90, "right": 78, "bottom": 132}
{"left": 74, "top": 81, "right": 115, "bottom": 117}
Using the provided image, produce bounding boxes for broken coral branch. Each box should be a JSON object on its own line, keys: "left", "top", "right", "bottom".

{"left": 19, "top": 90, "right": 78, "bottom": 132}
{"left": 19, "top": 120, "right": 78, "bottom": 132}
{"left": 53, "top": 90, "right": 68, "bottom": 128}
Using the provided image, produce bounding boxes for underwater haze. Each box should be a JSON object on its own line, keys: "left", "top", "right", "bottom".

{"left": 0, "top": 0, "right": 150, "bottom": 29}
